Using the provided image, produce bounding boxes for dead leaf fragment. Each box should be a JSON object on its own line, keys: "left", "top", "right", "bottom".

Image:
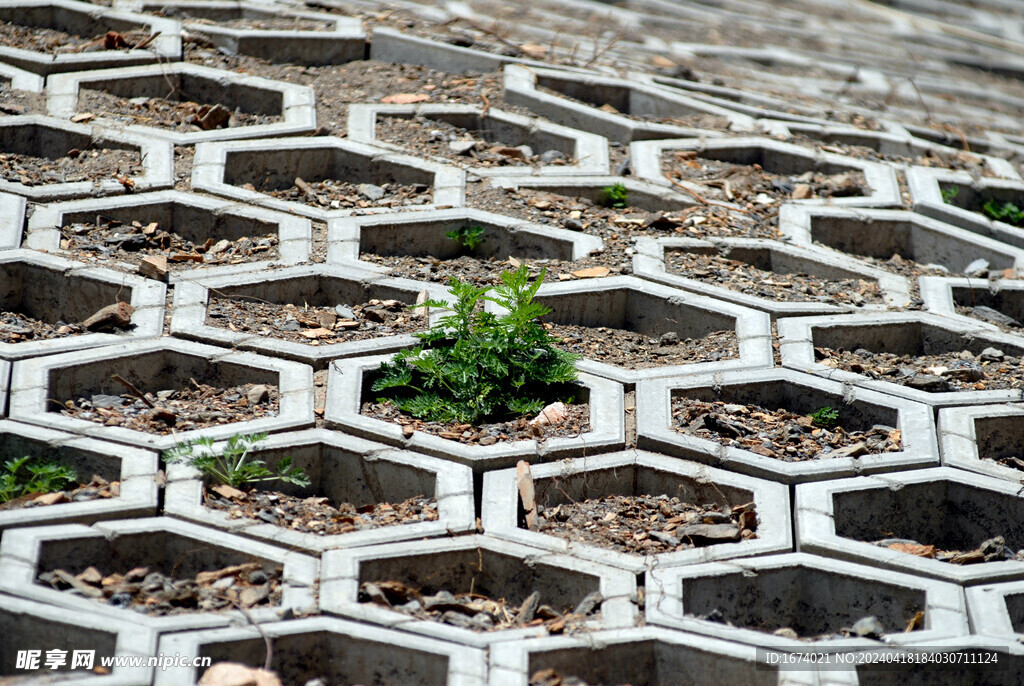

{"left": 570, "top": 266, "right": 611, "bottom": 279}
{"left": 382, "top": 93, "right": 429, "bottom": 104}
{"left": 887, "top": 543, "right": 936, "bottom": 558}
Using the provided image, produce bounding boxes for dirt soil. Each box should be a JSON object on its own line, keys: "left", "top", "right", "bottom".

{"left": 536, "top": 83, "right": 732, "bottom": 132}
{"left": 0, "top": 311, "right": 85, "bottom": 342}
{"left": 184, "top": 16, "right": 333, "bottom": 31}
{"left": 872, "top": 535, "right": 1024, "bottom": 565}
{"left": 0, "top": 148, "right": 141, "bottom": 186}
{"left": 205, "top": 486, "right": 437, "bottom": 535}
{"left": 37, "top": 560, "right": 283, "bottom": 615}
{"left": 376, "top": 114, "right": 575, "bottom": 168}
{"left": 664, "top": 249, "right": 885, "bottom": 306}
{"left": 78, "top": 88, "right": 280, "bottom": 132}
{"left": 0, "top": 473, "right": 119, "bottom": 512}
{"left": 59, "top": 382, "right": 280, "bottom": 434}
{"left": 552, "top": 325, "right": 737, "bottom": 369}
{"left": 814, "top": 345, "right": 1024, "bottom": 392}
{"left": 207, "top": 296, "right": 427, "bottom": 343}
{"left": 363, "top": 400, "right": 590, "bottom": 445}
{"left": 955, "top": 304, "right": 1023, "bottom": 334}
{"left": 0, "top": 22, "right": 150, "bottom": 54}
{"left": 251, "top": 178, "right": 432, "bottom": 211}
{"left": 672, "top": 397, "right": 903, "bottom": 461}
{"left": 360, "top": 579, "right": 602, "bottom": 632}
{"left": 0, "top": 82, "right": 47, "bottom": 115}
{"left": 534, "top": 495, "right": 757, "bottom": 555}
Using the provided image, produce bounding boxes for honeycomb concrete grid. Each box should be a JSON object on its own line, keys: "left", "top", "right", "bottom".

{"left": 0, "top": 420, "right": 158, "bottom": 533}
{"left": 26, "top": 189, "right": 312, "bottom": 280}
{"left": 191, "top": 136, "right": 466, "bottom": 220}
{"left": 319, "top": 534, "right": 638, "bottom": 648}
{"left": 480, "top": 449, "right": 792, "bottom": 574}
{"left": 0, "top": 249, "right": 165, "bottom": 360}
{"left": 0, "top": 115, "right": 173, "bottom": 202}
{"left": 0, "top": 0, "right": 182, "bottom": 76}
{"left": 347, "top": 102, "right": 611, "bottom": 176}
{"left": 0, "top": 593, "right": 157, "bottom": 685}
{"left": 918, "top": 275, "right": 1024, "bottom": 332}
{"left": 155, "top": 617, "right": 487, "bottom": 686}
{"left": 630, "top": 136, "right": 902, "bottom": 209}
{"left": 8, "top": 337, "right": 314, "bottom": 450}
{"left": 938, "top": 403, "right": 1024, "bottom": 484}
{"left": 637, "top": 366, "right": 938, "bottom": 484}
{"left": 164, "top": 428, "right": 475, "bottom": 552}
{"left": 631, "top": 236, "right": 912, "bottom": 318}
{"left": 777, "top": 311, "right": 1024, "bottom": 408}
{"left": 486, "top": 174, "right": 704, "bottom": 215}
{"left": 47, "top": 62, "right": 318, "bottom": 145}
{"left": 169, "top": 262, "right": 453, "bottom": 368}
{"left": 0, "top": 61, "right": 45, "bottom": 93}
{"left": 796, "top": 467, "right": 1024, "bottom": 585}
{"left": 325, "top": 353, "right": 625, "bottom": 471}
{"left": 0, "top": 517, "right": 319, "bottom": 632}
{"left": 645, "top": 552, "right": 969, "bottom": 651}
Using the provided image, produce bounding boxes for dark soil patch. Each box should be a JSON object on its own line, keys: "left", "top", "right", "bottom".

{"left": 0, "top": 22, "right": 149, "bottom": 54}
{"left": 360, "top": 579, "right": 601, "bottom": 632}
{"left": 37, "top": 561, "right": 283, "bottom": 615}
{"left": 204, "top": 486, "right": 437, "bottom": 535}
{"left": 61, "top": 217, "right": 280, "bottom": 271}
{"left": 0, "top": 148, "right": 141, "bottom": 186}
{"left": 206, "top": 297, "right": 427, "bottom": 343}
{"left": 59, "top": 382, "right": 280, "bottom": 434}
{"left": 251, "top": 178, "right": 432, "bottom": 211}
{"left": 535, "top": 494, "right": 757, "bottom": 554}
{"left": 871, "top": 535, "right": 1024, "bottom": 565}
{"left": 664, "top": 249, "right": 884, "bottom": 306}
{"left": 376, "top": 114, "right": 574, "bottom": 168}
{"left": 362, "top": 400, "right": 590, "bottom": 445}
{"left": 0, "top": 473, "right": 119, "bottom": 512}
{"left": 672, "top": 397, "right": 902, "bottom": 461}
{"left": 78, "top": 88, "right": 280, "bottom": 132}
{"left": 814, "top": 346, "right": 1024, "bottom": 392}
{"left": 553, "top": 325, "right": 738, "bottom": 369}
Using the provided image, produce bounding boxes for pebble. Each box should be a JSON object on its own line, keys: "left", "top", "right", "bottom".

{"left": 247, "top": 385, "right": 270, "bottom": 405}
{"left": 357, "top": 183, "right": 386, "bottom": 200}
{"left": 540, "top": 150, "right": 565, "bottom": 163}
{"left": 850, "top": 615, "right": 886, "bottom": 639}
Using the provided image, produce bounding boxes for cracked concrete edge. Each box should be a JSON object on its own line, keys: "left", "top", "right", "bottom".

{"left": 631, "top": 235, "right": 912, "bottom": 317}
{"left": 168, "top": 263, "right": 452, "bottom": 368}
{"left": 629, "top": 136, "right": 902, "bottom": 209}
{"left": 0, "top": 249, "right": 166, "bottom": 361}
{"left": 0, "top": 419, "right": 158, "bottom": 532}
{"left": 480, "top": 448, "right": 792, "bottom": 574}
{"left": 8, "top": 337, "right": 315, "bottom": 451}
{"left": 644, "top": 552, "right": 969, "bottom": 651}
{"left": 47, "top": 62, "right": 318, "bottom": 145}
{"left": 325, "top": 206, "right": 603, "bottom": 265}
{"left": 324, "top": 353, "right": 625, "bottom": 471}
{"left": 0, "top": 115, "right": 173, "bottom": 202}
{"left": 191, "top": 136, "right": 467, "bottom": 221}
{"left": 0, "top": 592, "right": 157, "bottom": 685}
{"left": 0, "top": 517, "right": 319, "bottom": 632}
{"left": 346, "top": 102, "right": 611, "bottom": 176}
{"left": 25, "top": 189, "right": 313, "bottom": 273}
{"left": 795, "top": 467, "right": 1024, "bottom": 585}
{"left": 319, "top": 533, "right": 637, "bottom": 648}
{"left": 776, "top": 311, "right": 1024, "bottom": 408}
{"left": 635, "top": 366, "right": 939, "bottom": 484}
{"left": 154, "top": 616, "right": 487, "bottom": 686}
{"left": 937, "top": 403, "right": 1024, "bottom": 484}
{"left": 164, "top": 427, "right": 475, "bottom": 552}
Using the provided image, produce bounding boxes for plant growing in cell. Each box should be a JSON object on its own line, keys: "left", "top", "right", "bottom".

{"left": 600, "top": 182, "right": 629, "bottom": 208}
{"left": 0, "top": 457, "right": 77, "bottom": 503}
{"left": 163, "top": 433, "right": 309, "bottom": 489}
{"left": 446, "top": 224, "right": 486, "bottom": 252}
{"left": 810, "top": 406, "right": 840, "bottom": 429}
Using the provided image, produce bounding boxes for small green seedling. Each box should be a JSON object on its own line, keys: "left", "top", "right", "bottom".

{"left": 600, "top": 183, "right": 629, "bottom": 208}
{"left": 940, "top": 186, "right": 959, "bottom": 203}
{"left": 982, "top": 199, "right": 1024, "bottom": 227}
{"left": 810, "top": 406, "right": 840, "bottom": 429}
{"left": 446, "top": 224, "right": 486, "bottom": 252}
{"left": 163, "top": 433, "right": 310, "bottom": 489}
{"left": 0, "top": 456, "right": 77, "bottom": 503}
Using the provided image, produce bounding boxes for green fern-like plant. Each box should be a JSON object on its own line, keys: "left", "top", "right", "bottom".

{"left": 162, "top": 433, "right": 310, "bottom": 489}
{"left": 446, "top": 224, "right": 485, "bottom": 252}
{"left": 810, "top": 406, "right": 841, "bottom": 429}
{"left": 372, "top": 265, "right": 579, "bottom": 425}
{"left": 600, "top": 182, "right": 629, "bottom": 208}
{"left": 982, "top": 198, "right": 1024, "bottom": 227}
{"left": 0, "top": 456, "right": 78, "bottom": 503}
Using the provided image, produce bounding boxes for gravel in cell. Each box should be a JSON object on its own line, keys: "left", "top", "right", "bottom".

{"left": 0, "top": 148, "right": 141, "bottom": 186}
{"left": 552, "top": 325, "right": 738, "bottom": 369}
{"left": 815, "top": 346, "right": 1024, "bottom": 392}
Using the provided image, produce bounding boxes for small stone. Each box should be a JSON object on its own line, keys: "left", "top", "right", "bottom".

{"left": 247, "top": 385, "right": 270, "bottom": 405}
{"left": 850, "top": 615, "right": 886, "bottom": 639}
{"left": 965, "top": 258, "right": 990, "bottom": 276}
{"left": 540, "top": 150, "right": 565, "bottom": 163}
{"left": 335, "top": 305, "right": 355, "bottom": 319}
{"left": 561, "top": 218, "right": 583, "bottom": 231}
{"left": 478, "top": 435, "right": 497, "bottom": 446}
{"left": 980, "top": 347, "right": 1005, "bottom": 361}
{"left": 82, "top": 302, "right": 135, "bottom": 331}
{"left": 773, "top": 627, "right": 800, "bottom": 639}
{"left": 969, "top": 306, "right": 1021, "bottom": 328}
{"left": 659, "top": 331, "right": 679, "bottom": 346}
{"left": 198, "top": 662, "right": 282, "bottom": 686}
{"left": 904, "top": 374, "right": 949, "bottom": 392}
{"left": 90, "top": 394, "right": 124, "bottom": 408}
{"left": 448, "top": 140, "right": 477, "bottom": 155}
{"left": 357, "top": 183, "right": 386, "bottom": 201}
{"left": 791, "top": 184, "right": 813, "bottom": 199}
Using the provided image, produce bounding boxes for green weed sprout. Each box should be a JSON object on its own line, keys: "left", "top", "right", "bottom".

{"left": 446, "top": 224, "right": 485, "bottom": 252}
{"left": 982, "top": 199, "right": 1024, "bottom": 227}
{"left": 0, "top": 456, "right": 77, "bottom": 503}
{"left": 810, "top": 406, "right": 840, "bottom": 429}
{"left": 162, "top": 433, "right": 310, "bottom": 489}
{"left": 600, "top": 183, "right": 629, "bottom": 208}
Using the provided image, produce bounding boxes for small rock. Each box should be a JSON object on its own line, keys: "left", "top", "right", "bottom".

{"left": 90, "top": 393, "right": 124, "bottom": 408}
{"left": 904, "top": 374, "right": 949, "bottom": 392}
{"left": 965, "top": 258, "right": 990, "bottom": 276}
{"left": 980, "top": 347, "right": 1005, "bottom": 361}
{"left": 850, "top": 615, "right": 886, "bottom": 639}
{"left": 561, "top": 218, "right": 583, "bottom": 231}
{"left": 82, "top": 301, "right": 135, "bottom": 331}
{"left": 198, "top": 662, "right": 282, "bottom": 686}
{"left": 791, "top": 183, "right": 813, "bottom": 199}
{"left": 478, "top": 435, "right": 497, "bottom": 446}
{"left": 969, "top": 306, "right": 1021, "bottom": 328}
{"left": 773, "top": 627, "right": 800, "bottom": 639}
{"left": 335, "top": 305, "right": 355, "bottom": 319}
{"left": 448, "top": 140, "right": 477, "bottom": 155}
{"left": 247, "top": 385, "right": 270, "bottom": 405}
{"left": 573, "top": 591, "right": 603, "bottom": 615}
{"left": 530, "top": 401, "right": 568, "bottom": 426}
{"left": 357, "top": 183, "right": 386, "bottom": 201}
{"left": 659, "top": 331, "right": 679, "bottom": 346}
{"left": 539, "top": 150, "right": 565, "bottom": 163}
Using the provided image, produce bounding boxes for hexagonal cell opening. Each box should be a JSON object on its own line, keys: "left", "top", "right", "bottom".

{"left": 809, "top": 320, "right": 1024, "bottom": 393}
{"left": 529, "top": 464, "right": 757, "bottom": 556}
{"left": 937, "top": 182, "right": 1024, "bottom": 227}
{"left": 72, "top": 70, "right": 284, "bottom": 133}
{"left": 376, "top": 110, "right": 578, "bottom": 168}
{"left": 535, "top": 285, "right": 739, "bottom": 370}
{"left": 143, "top": 3, "right": 333, "bottom": 30}
{"left": 34, "top": 529, "right": 288, "bottom": 616}
{"left": 662, "top": 242, "right": 887, "bottom": 308}
{"left": 526, "top": 639, "right": 780, "bottom": 686}
{"left": 52, "top": 197, "right": 287, "bottom": 272}
{"left": 1, "top": 603, "right": 117, "bottom": 677}
{"left": 682, "top": 563, "right": 925, "bottom": 639}
{"left": 192, "top": 629, "right": 450, "bottom": 685}
{"left": 358, "top": 547, "right": 603, "bottom": 631}
{"left": 949, "top": 283, "right": 1024, "bottom": 332}
{"left": 48, "top": 348, "right": 280, "bottom": 435}
{"left": 833, "top": 480, "right": 1024, "bottom": 564}
{"left": 491, "top": 179, "right": 697, "bottom": 215}
{"left": 205, "top": 273, "right": 429, "bottom": 344}
{"left": 0, "top": 259, "right": 136, "bottom": 341}
{"left": 0, "top": 4, "right": 152, "bottom": 58}
{"left": 672, "top": 378, "right": 901, "bottom": 461}
{"left": 224, "top": 145, "right": 437, "bottom": 210}
{"left": 973, "top": 414, "right": 1024, "bottom": 470}
{"left": 0, "top": 120, "right": 141, "bottom": 187}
